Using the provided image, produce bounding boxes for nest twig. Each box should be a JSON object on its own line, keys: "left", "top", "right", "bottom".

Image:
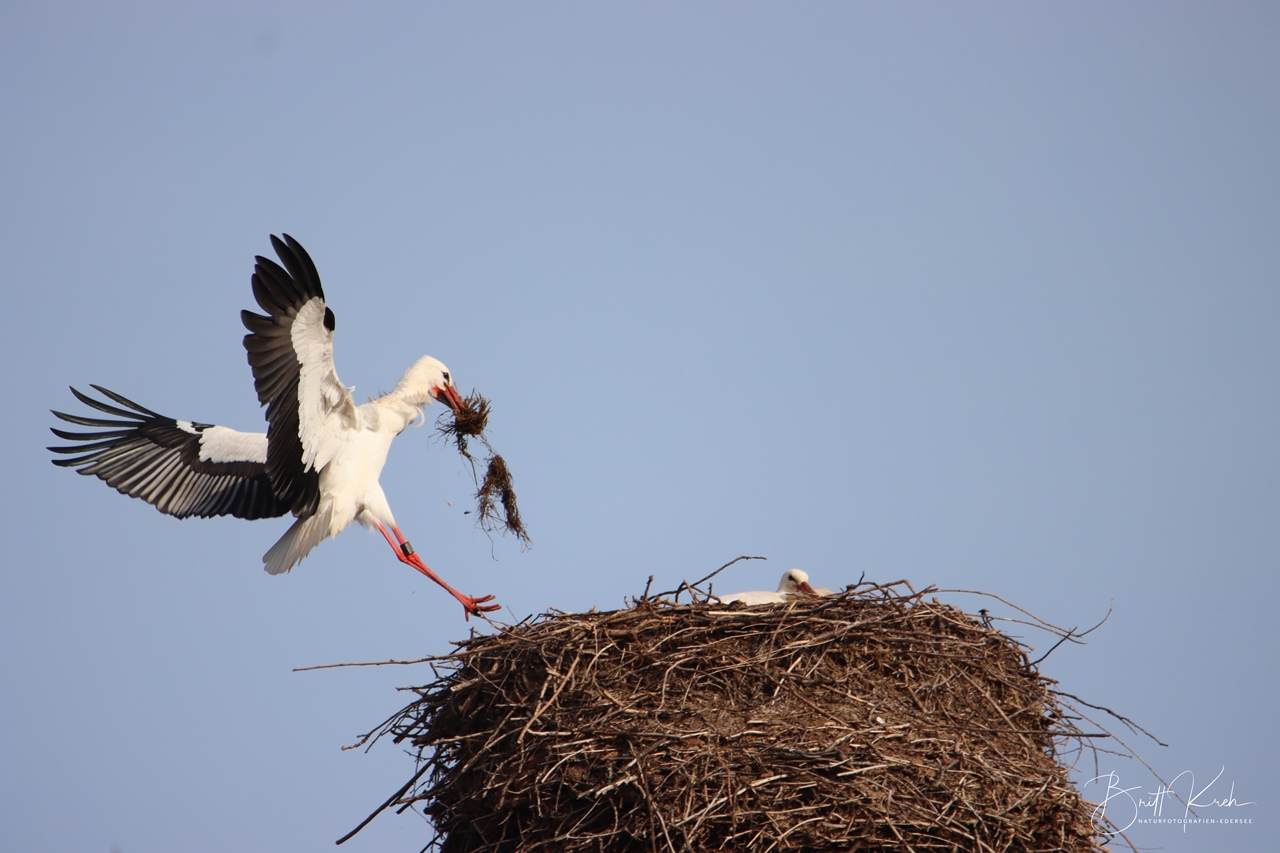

{"left": 436, "top": 391, "right": 530, "bottom": 547}
{"left": 341, "top": 576, "right": 1143, "bottom": 851}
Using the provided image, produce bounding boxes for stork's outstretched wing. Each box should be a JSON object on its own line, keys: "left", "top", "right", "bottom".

{"left": 49, "top": 385, "right": 288, "bottom": 520}
{"left": 241, "top": 234, "right": 356, "bottom": 519}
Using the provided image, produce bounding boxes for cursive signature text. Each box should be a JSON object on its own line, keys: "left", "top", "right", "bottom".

{"left": 1084, "top": 768, "right": 1255, "bottom": 833}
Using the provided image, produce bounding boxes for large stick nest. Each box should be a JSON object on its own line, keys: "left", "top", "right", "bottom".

{"left": 350, "top": 579, "right": 1124, "bottom": 852}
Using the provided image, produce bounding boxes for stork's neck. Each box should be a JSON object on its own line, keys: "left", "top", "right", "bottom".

{"left": 375, "top": 356, "right": 448, "bottom": 430}
{"left": 375, "top": 390, "right": 426, "bottom": 433}
{"left": 389, "top": 381, "right": 433, "bottom": 409}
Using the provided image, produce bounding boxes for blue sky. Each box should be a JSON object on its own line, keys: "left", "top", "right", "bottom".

{"left": 2, "top": 4, "right": 1277, "bottom": 851}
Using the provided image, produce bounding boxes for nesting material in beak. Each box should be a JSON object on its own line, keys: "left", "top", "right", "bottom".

{"left": 438, "top": 389, "right": 490, "bottom": 453}
{"left": 435, "top": 390, "right": 530, "bottom": 548}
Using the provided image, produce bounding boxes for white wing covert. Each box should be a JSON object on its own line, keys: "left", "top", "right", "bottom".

{"left": 291, "top": 295, "right": 357, "bottom": 473}
{"left": 241, "top": 234, "right": 354, "bottom": 518}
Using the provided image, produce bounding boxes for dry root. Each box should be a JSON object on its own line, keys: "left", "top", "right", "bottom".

{"left": 477, "top": 454, "right": 527, "bottom": 547}
{"left": 437, "top": 392, "right": 490, "bottom": 453}
{"left": 436, "top": 391, "right": 529, "bottom": 546}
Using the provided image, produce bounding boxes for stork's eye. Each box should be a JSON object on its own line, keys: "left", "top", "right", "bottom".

{"left": 443, "top": 372, "right": 450, "bottom": 382}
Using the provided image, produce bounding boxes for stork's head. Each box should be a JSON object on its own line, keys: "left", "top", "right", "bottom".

{"left": 396, "top": 355, "right": 465, "bottom": 415}
{"left": 777, "top": 569, "right": 817, "bottom": 596}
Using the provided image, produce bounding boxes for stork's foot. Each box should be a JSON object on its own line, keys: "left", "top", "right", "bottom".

{"left": 457, "top": 593, "right": 500, "bottom": 620}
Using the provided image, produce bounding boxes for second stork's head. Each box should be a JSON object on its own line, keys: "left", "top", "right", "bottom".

{"left": 777, "top": 569, "right": 818, "bottom": 596}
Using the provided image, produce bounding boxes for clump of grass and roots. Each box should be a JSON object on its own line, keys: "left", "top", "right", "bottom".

{"left": 436, "top": 391, "right": 529, "bottom": 548}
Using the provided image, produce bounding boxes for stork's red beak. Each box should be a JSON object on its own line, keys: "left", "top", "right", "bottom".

{"left": 797, "top": 581, "right": 817, "bottom": 595}
{"left": 439, "top": 384, "right": 466, "bottom": 415}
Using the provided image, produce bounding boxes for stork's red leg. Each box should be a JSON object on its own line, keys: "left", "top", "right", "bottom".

{"left": 373, "top": 521, "right": 498, "bottom": 619}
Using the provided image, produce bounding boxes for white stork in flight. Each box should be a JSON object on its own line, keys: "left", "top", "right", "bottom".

{"left": 49, "top": 234, "right": 500, "bottom": 618}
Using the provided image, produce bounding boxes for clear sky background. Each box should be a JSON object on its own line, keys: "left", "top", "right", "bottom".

{"left": 2, "top": 4, "right": 1276, "bottom": 852}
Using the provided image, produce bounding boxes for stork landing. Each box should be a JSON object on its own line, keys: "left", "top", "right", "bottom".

{"left": 50, "top": 235, "right": 499, "bottom": 618}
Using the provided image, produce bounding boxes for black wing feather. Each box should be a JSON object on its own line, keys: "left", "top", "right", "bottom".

{"left": 240, "top": 233, "right": 326, "bottom": 519}
{"left": 49, "top": 386, "right": 288, "bottom": 521}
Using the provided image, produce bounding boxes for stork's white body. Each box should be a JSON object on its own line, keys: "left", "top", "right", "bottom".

{"left": 320, "top": 402, "right": 406, "bottom": 531}
{"left": 264, "top": 369, "right": 440, "bottom": 575}
{"left": 718, "top": 589, "right": 790, "bottom": 606}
